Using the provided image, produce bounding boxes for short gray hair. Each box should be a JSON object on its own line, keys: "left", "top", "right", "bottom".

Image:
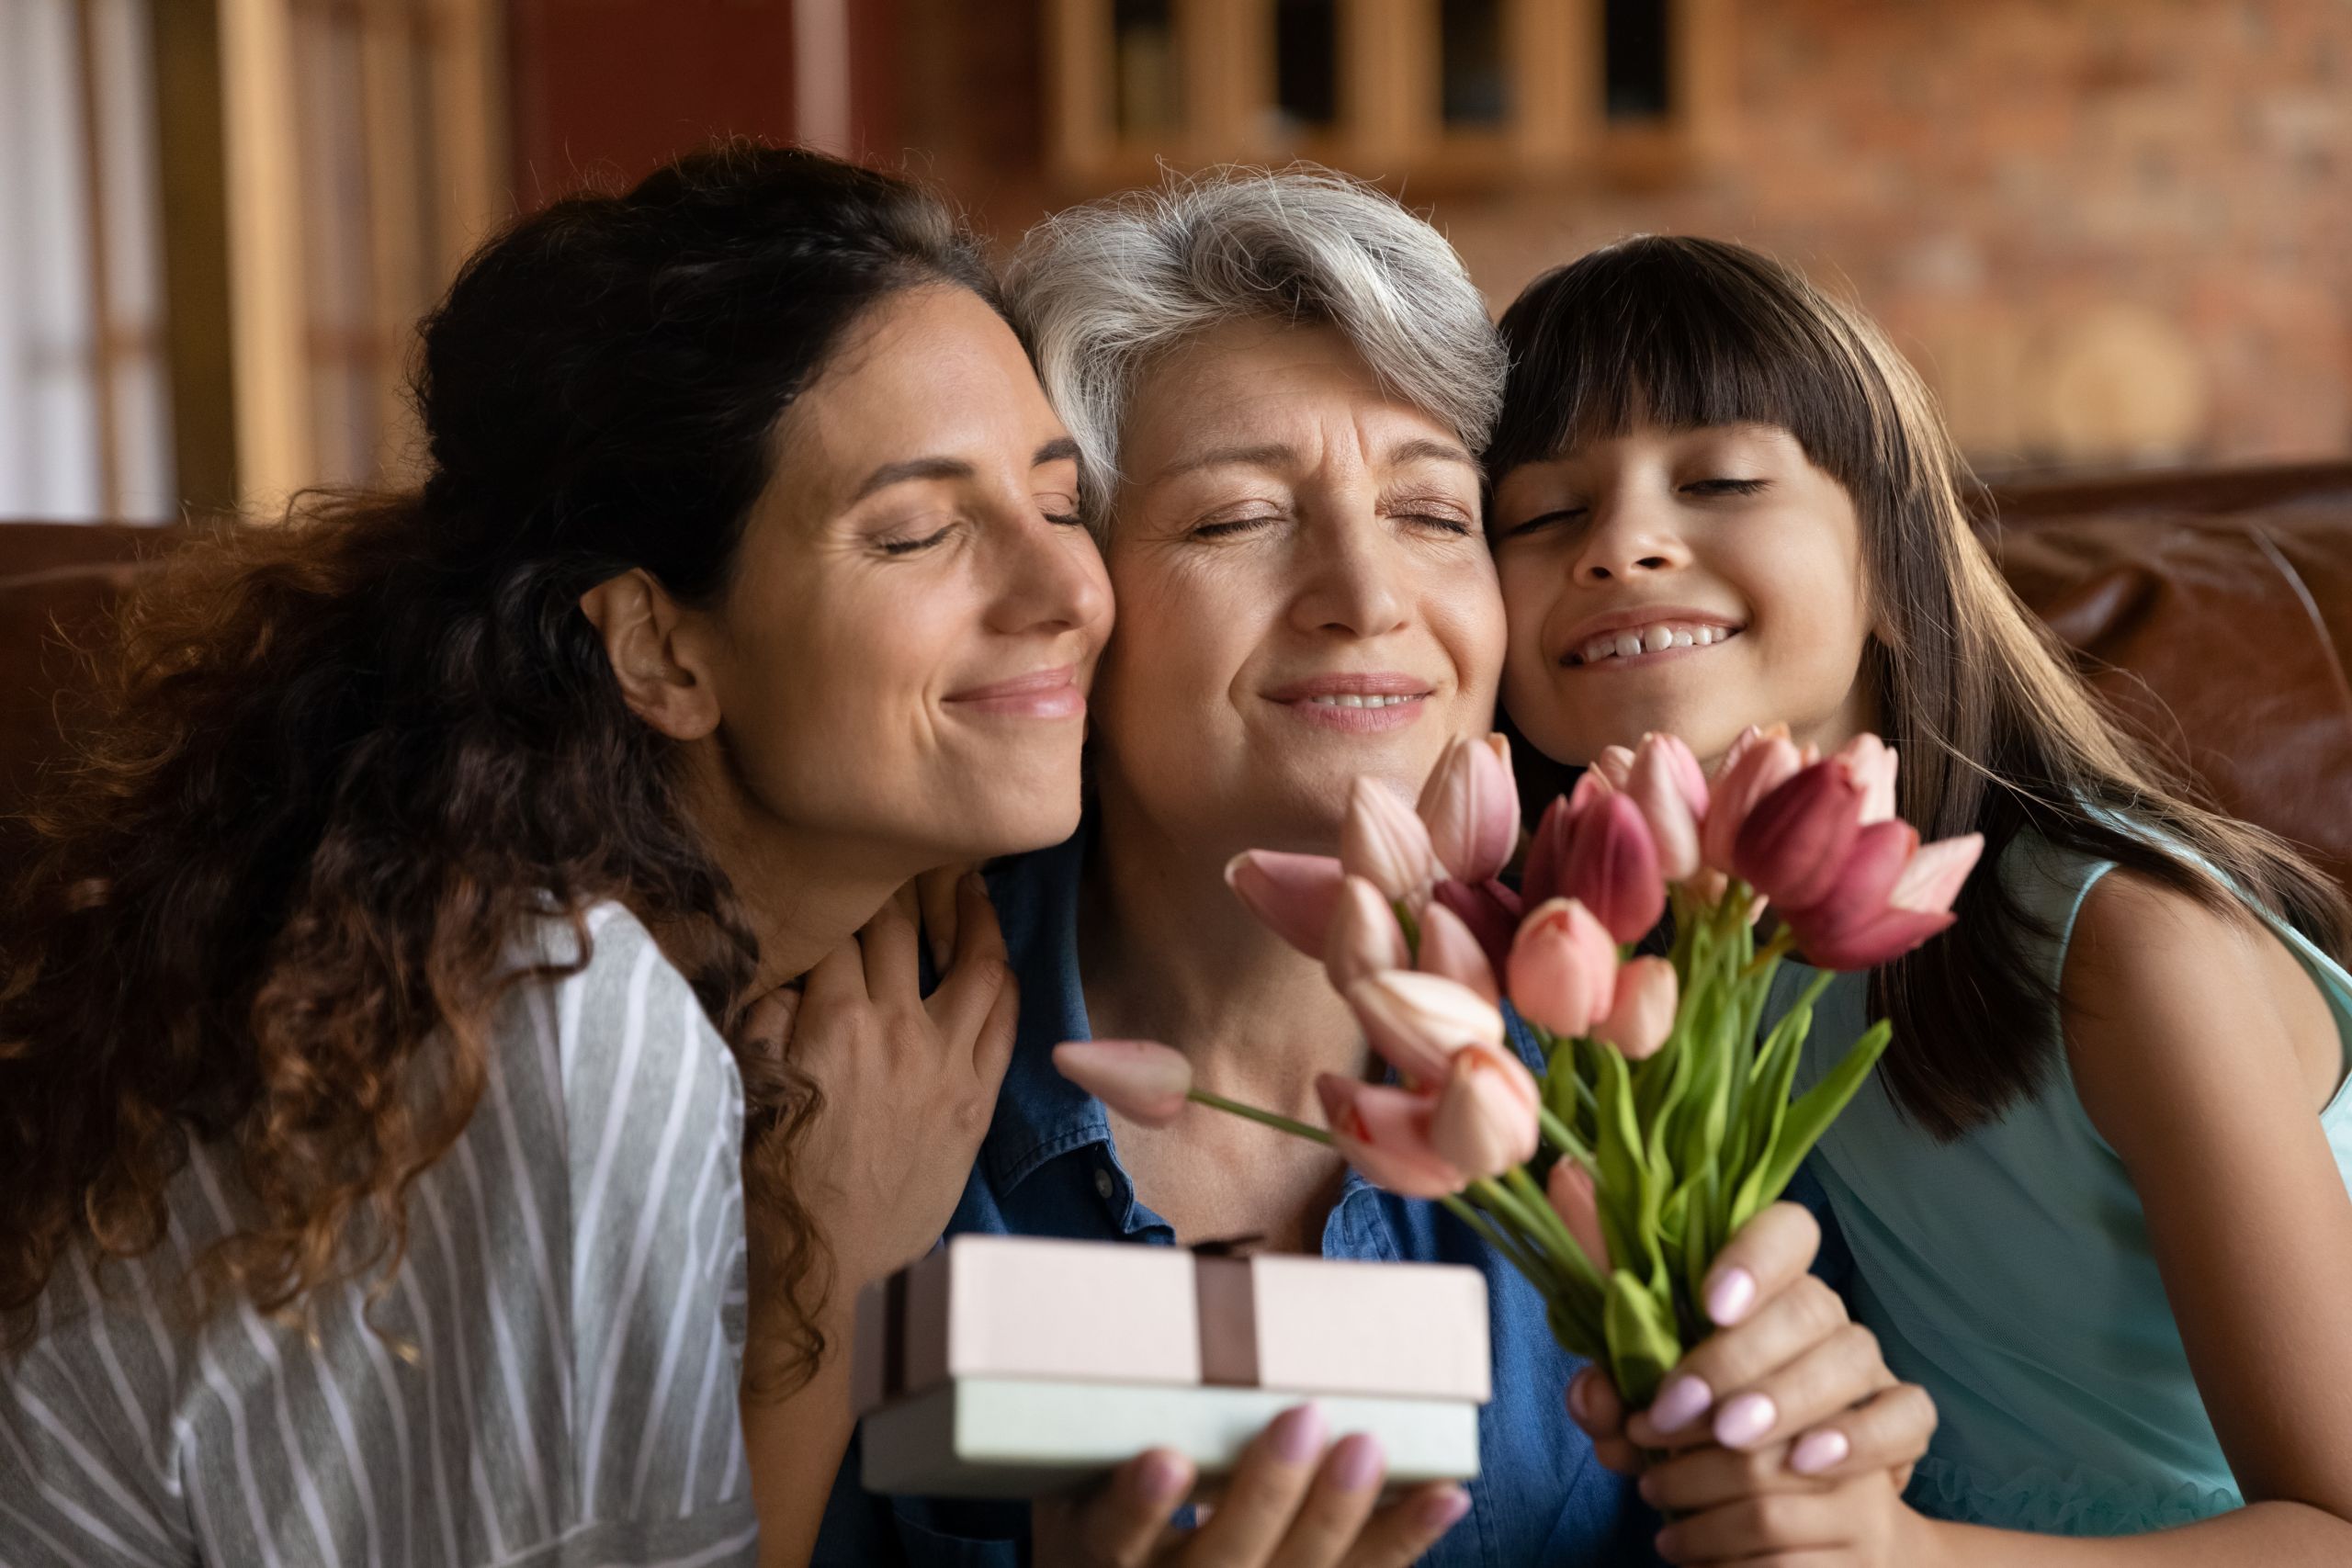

{"left": 1004, "top": 165, "right": 1505, "bottom": 530}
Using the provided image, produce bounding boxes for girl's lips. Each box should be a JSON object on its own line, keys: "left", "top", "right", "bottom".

{"left": 1563, "top": 625, "right": 1745, "bottom": 671}
{"left": 944, "top": 664, "right": 1085, "bottom": 718}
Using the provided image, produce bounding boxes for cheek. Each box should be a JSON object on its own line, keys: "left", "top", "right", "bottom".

{"left": 1429, "top": 569, "right": 1508, "bottom": 709}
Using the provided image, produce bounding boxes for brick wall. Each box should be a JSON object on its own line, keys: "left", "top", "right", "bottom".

{"left": 899, "top": 0, "right": 2352, "bottom": 472}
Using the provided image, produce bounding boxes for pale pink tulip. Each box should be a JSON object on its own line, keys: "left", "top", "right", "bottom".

{"left": 1562, "top": 791, "right": 1667, "bottom": 944}
{"left": 1326, "top": 874, "right": 1411, "bottom": 991}
{"left": 1341, "top": 777, "right": 1438, "bottom": 907}
{"left": 1317, "top": 1074, "right": 1469, "bottom": 1198}
{"left": 1592, "top": 955, "right": 1678, "bottom": 1059}
{"left": 1418, "top": 734, "right": 1521, "bottom": 885}
{"left": 1835, "top": 733, "right": 1900, "bottom": 826}
{"left": 1507, "top": 897, "right": 1619, "bottom": 1039}
{"left": 1783, "top": 823, "right": 1984, "bottom": 971}
{"left": 1593, "top": 745, "right": 1637, "bottom": 791}
{"left": 1346, "top": 970, "right": 1507, "bottom": 1088}
{"left": 1226, "top": 850, "right": 1346, "bottom": 957}
{"left": 1626, "top": 739, "right": 1704, "bottom": 881}
{"left": 1416, "top": 898, "right": 1501, "bottom": 1003}
{"left": 1430, "top": 1042, "right": 1543, "bottom": 1178}
{"left": 1053, "top": 1039, "right": 1193, "bottom": 1125}
{"left": 1546, "top": 1158, "right": 1611, "bottom": 1272}
{"left": 1431, "top": 876, "right": 1524, "bottom": 977}
{"left": 1701, "top": 725, "right": 1802, "bottom": 874}
{"left": 1732, "top": 759, "right": 1866, "bottom": 911}
{"left": 1641, "top": 732, "right": 1710, "bottom": 818}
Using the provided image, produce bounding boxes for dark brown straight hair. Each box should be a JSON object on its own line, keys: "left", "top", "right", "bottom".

{"left": 1489, "top": 234, "right": 2352, "bottom": 1139}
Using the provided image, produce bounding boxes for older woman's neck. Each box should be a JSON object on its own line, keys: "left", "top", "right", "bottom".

{"left": 1080, "top": 794, "right": 1369, "bottom": 1097}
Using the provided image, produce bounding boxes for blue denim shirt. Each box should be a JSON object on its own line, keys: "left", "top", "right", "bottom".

{"left": 815, "top": 829, "right": 1657, "bottom": 1566}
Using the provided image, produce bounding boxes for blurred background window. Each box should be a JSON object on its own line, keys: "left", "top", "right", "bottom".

{"left": 1114, "top": 0, "right": 1181, "bottom": 138}
{"left": 1439, "top": 0, "right": 1507, "bottom": 129}
{"left": 1271, "top": 0, "right": 1338, "bottom": 145}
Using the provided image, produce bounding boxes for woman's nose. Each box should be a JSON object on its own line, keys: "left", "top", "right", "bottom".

{"left": 987, "top": 509, "right": 1113, "bottom": 637}
{"left": 1573, "top": 492, "right": 1690, "bottom": 585}
{"left": 1288, "top": 518, "right": 1409, "bottom": 638}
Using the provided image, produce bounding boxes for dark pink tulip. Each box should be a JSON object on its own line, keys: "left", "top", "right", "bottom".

{"left": 1701, "top": 725, "right": 1803, "bottom": 874}
{"left": 1054, "top": 1039, "right": 1193, "bottom": 1125}
{"left": 1226, "top": 850, "right": 1346, "bottom": 957}
{"left": 1316, "top": 1074, "right": 1470, "bottom": 1198}
{"left": 1732, "top": 760, "right": 1866, "bottom": 911}
{"left": 1786, "top": 829, "right": 1984, "bottom": 971}
{"left": 1562, "top": 791, "right": 1667, "bottom": 945}
{"left": 1432, "top": 876, "right": 1524, "bottom": 976}
{"left": 1520, "top": 795, "right": 1576, "bottom": 909}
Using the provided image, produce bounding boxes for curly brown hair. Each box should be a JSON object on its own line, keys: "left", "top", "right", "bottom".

{"left": 0, "top": 142, "right": 998, "bottom": 1392}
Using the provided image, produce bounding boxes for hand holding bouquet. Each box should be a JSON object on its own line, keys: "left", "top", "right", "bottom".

{"left": 1057, "top": 727, "right": 1981, "bottom": 1409}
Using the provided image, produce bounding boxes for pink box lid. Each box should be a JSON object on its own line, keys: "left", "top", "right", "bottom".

{"left": 854, "top": 1236, "right": 1490, "bottom": 1416}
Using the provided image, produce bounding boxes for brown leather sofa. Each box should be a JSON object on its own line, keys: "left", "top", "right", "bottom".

{"left": 7, "top": 464, "right": 2352, "bottom": 888}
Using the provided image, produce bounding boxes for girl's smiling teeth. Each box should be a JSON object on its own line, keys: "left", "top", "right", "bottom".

{"left": 1570, "top": 622, "right": 1742, "bottom": 667}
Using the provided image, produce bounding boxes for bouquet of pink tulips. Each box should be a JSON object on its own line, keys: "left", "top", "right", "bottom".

{"left": 1057, "top": 727, "right": 1982, "bottom": 1409}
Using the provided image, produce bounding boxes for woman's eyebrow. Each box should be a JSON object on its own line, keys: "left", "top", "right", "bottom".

{"left": 1385, "top": 436, "right": 1479, "bottom": 471}
{"left": 851, "top": 455, "right": 974, "bottom": 501}
{"left": 1150, "top": 442, "right": 1296, "bottom": 482}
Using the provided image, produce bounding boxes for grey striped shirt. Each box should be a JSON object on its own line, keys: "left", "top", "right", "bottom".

{"left": 1, "top": 905, "right": 762, "bottom": 1567}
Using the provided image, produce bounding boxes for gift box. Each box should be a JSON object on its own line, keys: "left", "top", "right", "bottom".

{"left": 853, "top": 1235, "right": 1489, "bottom": 1498}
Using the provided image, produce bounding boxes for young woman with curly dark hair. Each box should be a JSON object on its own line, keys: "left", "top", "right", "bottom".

{"left": 0, "top": 143, "right": 1114, "bottom": 1566}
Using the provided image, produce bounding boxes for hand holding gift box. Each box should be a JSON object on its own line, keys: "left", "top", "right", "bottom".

{"left": 852, "top": 1235, "right": 1490, "bottom": 1498}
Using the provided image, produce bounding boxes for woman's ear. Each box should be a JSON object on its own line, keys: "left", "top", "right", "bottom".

{"left": 579, "top": 569, "right": 722, "bottom": 740}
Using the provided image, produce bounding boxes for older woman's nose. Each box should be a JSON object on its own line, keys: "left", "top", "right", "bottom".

{"left": 1287, "top": 523, "right": 1411, "bottom": 638}
{"left": 1572, "top": 493, "right": 1690, "bottom": 585}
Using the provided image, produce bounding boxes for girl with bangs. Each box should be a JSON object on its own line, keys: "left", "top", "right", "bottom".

{"left": 1487, "top": 236, "right": 2352, "bottom": 1562}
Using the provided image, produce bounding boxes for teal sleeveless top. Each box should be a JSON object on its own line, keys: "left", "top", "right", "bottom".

{"left": 1770, "top": 828, "right": 2352, "bottom": 1536}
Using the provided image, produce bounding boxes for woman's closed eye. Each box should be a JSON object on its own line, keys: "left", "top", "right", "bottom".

{"left": 876, "top": 520, "right": 956, "bottom": 556}
{"left": 1190, "top": 513, "right": 1282, "bottom": 540}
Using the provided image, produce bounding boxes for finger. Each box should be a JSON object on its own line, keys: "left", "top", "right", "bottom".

{"left": 1177, "top": 1404, "right": 1325, "bottom": 1563}
{"left": 1702, "top": 1201, "right": 1821, "bottom": 1329}
{"left": 917, "top": 864, "right": 967, "bottom": 973}
{"left": 1334, "top": 1483, "right": 1472, "bottom": 1568}
{"left": 801, "top": 934, "right": 866, "bottom": 1014}
{"left": 1073, "top": 1449, "right": 1196, "bottom": 1568}
{"left": 1783, "top": 1382, "right": 1937, "bottom": 1483}
{"left": 972, "top": 964, "right": 1020, "bottom": 1095}
{"left": 1566, "top": 1366, "right": 1628, "bottom": 1445}
{"left": 1637, "top": 1438, "right": 1825, "bottom": 1513}
{"left": 1698, "top": 1323, "right": 1892, "bottom": 1456}
{"left": 1263, "top": 1432, "right": 1384, "bottom": 1567}
{"left": 735, "top": 985, "right": 800, "bottom": 1063}
{"left": 926, "top": 874, "right": 1011, "bottom": 1049}
{"left": 857, "top": 886, "right": 923, "bottom": 1005}
{"left": 1630, "top": 1275, "right": 1852, "bottom": 1450}
{"left": 1652, "top": 1487, "right": 1860, "bottom": 1563}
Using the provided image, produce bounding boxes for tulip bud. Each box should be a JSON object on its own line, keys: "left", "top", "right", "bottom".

{"left": 1317, "top": 1074, "right": 1469, "bottom": 1198}
{"left": 1430, "top": 1042, "right": 1543, "bottom": 1178}
{"left": 1418, "top": 734, "right": 1521, "bottom": 885}
{"left": 1732, "top": 760, "right": 1866, "bottom": 911}
{"left": 1593, "top": 745, "right": 1636, "bottom": 791}
{"left": 1325, "top": 874, "right": 1412, "bottom": 992}
{"left": 1592, "top": 956, "right": 1677, "bottom": 1060}
{"left": 1562, "top": 792, "right": 1668, "bottom": 944}
{"left": 1546, "top": 1158, "right": 1611, "bottom": 1272}
{"left": 1053, "top": 1039, "right": 1193, "bottom": 1125}
{"left": 1226, "top": 850, "right": 1347, "bottom": 957}
{"left": 1835, "top": 733, "right": 1900, "bottom": 826}
{"left": 1416, "top": 897, "right": 1501, "bottom": 1003}
{"left": 1640, "top": 732, "right": 1710, "bottom": 817}
{"left": 1507, "top": 897, "right": 1619, "bottom": 1039}
{"left": 1346, "top": 970, "right": 1507, "bottom": 1088}
{"left": 1784, "top": 828, "right": 1983, "bottom": 971}
{"left": 1431, "top": 876, "right": 1524, "bottom": 978}
{"left": 1521, "top": 795, "right": 1576, "bottom": 908}
{"left": 1701, "top": 726, "right": 1802, "bottom": 874}
{"left": 1626, "top": 739, "right": 1704, "bottom": 882}
{"left": 1341, "top": 777, "right": 1439, "bottom": 907}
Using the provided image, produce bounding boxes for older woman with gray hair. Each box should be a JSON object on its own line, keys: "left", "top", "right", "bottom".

{"left": 803, "top": 169, "right": 1933, "bottom": 1568}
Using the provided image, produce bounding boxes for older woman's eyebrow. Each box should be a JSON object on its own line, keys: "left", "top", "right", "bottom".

{"left": 1151, "top": 442, "right": 1298, "bottom": 481}
{"left": 1385, "top": 436, "right": 1479, "bottom": 469}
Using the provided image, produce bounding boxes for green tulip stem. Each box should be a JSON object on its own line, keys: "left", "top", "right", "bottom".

{"left": 1441, "top": 1194, "right": 1550, "bottom": 1283}
{"left": 1540, "top": 1107, "right": 1598, "bottom": 1170}
{"left": 1183, "top": 1089, "right": 1333, "bottom": 1145}
{"left": 1503, "top": 1164, "right": 1605, "bottom": 1284}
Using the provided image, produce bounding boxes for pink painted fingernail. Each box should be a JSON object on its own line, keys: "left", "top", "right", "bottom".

{"left": 1330, "top": 1432, "right": 1384, "bottom": 1493}
{"left": 1713, "top": 1392, "right": 1777, "bottom": 1449}
{"left": 1137, "top": 1450, "right": 1189, "bottom": 1503}
{"left": 1705, "top": 1265, "right": 1758, "bottom": 1325}
{"left": 1790, "top": 1427, "right": 1851, "bottom": 1474}
{"left": 1647, "top": 1372, "right": 1712, "bottom": 1434}
{"left": 1271, "top": 1404, "right": 1326, "bottom": 1465}
{"left": 1418, "top": 1486, "right": 1471, "bottom": 1531}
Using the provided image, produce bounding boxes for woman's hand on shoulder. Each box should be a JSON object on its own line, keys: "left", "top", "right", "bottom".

{"left": 738, "top": 873, "right": 1020, "bottom": 1312}
{"left": 1568, "top": 1203, "right": 1937, "bottom": 1492}
{"left": 1032, "top": 1406, "right": 1470, "bottom": 1568}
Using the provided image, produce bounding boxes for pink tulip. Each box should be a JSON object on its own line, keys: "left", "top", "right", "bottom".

{"left": 1226, "top": 850, "right": 1346, "bottom": 957}
{"left": 1053, "top": 1039, "right": 1193, "bottom": 1125}
{"left": 1520, "top": 795, "right": 1576, "bottom": 908}
{"left": 1416, "top": 897, "right": 1501, "bottom": 1003}
{"left": 1561, "top": 791, "right": 1668, "bottom": 944}
{"left": 1346, "top": 970, "right": 1507, "bottom": 1088}
{"left": 1783, "top": 824, "right": 1984, "bottom": 971}
{"left": 1317, "top": 1074, "right": 1469, "bottom": 1198}
{"left": 1835, "top": 733, "right": 1900, "bottom": 826}
{"left": 1701, "top": 725, "right": 1803, "bottom": 874}
{"left": 1429, "top": 1042, "right": 1543, "bottom": 1178}
{"left": 1418, "top": 734, "right": 1521, "bottom": 885}
{"left": 1326, "top": 874, "right": 1411, "bottom": 992}
{"left": 1431, "top": 876, "right": 1524, "bottom": 977}
{"left": 1593, "top": 745, "right": 1637, "bottom": 791}
{"left": 1341, "top": 777, "right": 1439, "bottom": 907}
{"left": 1732, "top": 759, "right": 1866, "bottom": 911}
{"left": 1592, "top": 955, "right": 1677, "bottom": 1060}
{"left": 1507, "top": 897, "right": 1620, "bottom": 1039}
{"left": 1546, "top": 1158, "right": 1611, "bottom": 1271}
{"left": 1625, "top": 737, "right": 1705, "bottom": 882}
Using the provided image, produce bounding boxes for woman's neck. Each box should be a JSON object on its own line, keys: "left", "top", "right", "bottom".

{"left": 1079, "top": 784, "right": 1371, "bottom": 1123}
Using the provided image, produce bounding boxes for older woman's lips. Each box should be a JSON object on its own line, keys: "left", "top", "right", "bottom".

{"left": 1264, "top": 672, "right": 1433, "bottom": 734}
{"left": 944, "top": 664, "right": 1084, "bottom": 719}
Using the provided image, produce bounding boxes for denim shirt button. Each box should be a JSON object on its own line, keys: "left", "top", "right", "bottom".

{"left": 1093, "top": 1168, "right": 1116, "bottom": 1201}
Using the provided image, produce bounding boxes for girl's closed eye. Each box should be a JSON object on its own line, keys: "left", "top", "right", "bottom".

{"left": 1683, "top": 476, "right": 1770, "bottom": 497}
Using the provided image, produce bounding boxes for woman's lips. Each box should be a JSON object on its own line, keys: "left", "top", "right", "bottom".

{"left": 1263, "top": 671, "right": 1434, "bottom": 733}
{"left": 944, "top": 664, "right": 1085, "bottom": 719}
